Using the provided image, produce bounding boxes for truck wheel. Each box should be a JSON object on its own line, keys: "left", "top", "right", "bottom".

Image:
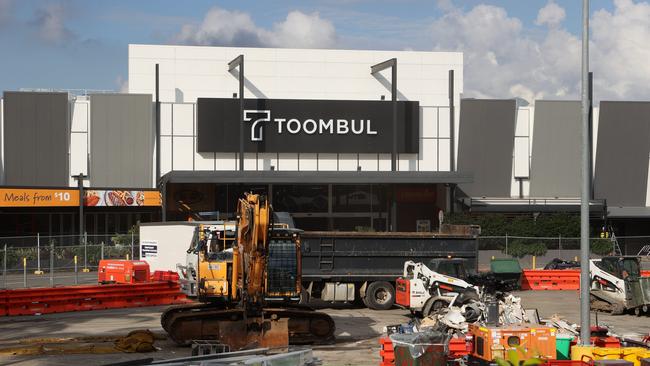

{"left": 364, "top": 281, "right": 395, "bottom": 310}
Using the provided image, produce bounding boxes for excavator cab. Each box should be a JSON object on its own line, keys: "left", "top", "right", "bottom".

{"left": 195, "top": 224, "right": 237, "bottom": 302}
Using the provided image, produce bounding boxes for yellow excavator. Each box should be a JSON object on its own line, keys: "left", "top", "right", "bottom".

{"left": 161, "top": 193, "right": 335, "bottom": 350}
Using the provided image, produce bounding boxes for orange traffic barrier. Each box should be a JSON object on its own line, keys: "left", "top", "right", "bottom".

{"left": 642, "top": 270, "right": 650, "bottom": 277}
{"left": 0, "top": 281, "right": 190, "bottom": 316}
{"left": 379, "top": 337, "right": 394, "bottom": 366}
{"left": 521, "top": 269, "right": 580, "bottom": 290}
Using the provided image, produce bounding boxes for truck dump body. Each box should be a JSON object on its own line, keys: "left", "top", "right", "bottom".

{"left": 300, "top": 231, "right": 479, "bottom": 282}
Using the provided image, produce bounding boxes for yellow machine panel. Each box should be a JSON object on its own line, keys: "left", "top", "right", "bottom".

{"left": 198, "top": 257, "right": 230, "bottom": 296}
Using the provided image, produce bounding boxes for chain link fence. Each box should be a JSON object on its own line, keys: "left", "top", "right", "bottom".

{"left": 1, "top": 233, "right": 139, "bottom": 289}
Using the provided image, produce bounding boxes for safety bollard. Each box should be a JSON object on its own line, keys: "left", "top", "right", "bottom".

{"left": 126, "top": 254, "right": 130, "bottom": 261}
{"left": 2, "top": 244, "right": 6, "bottom": 289}
{"left": 49, "top": 242, "right": 54, "bottom": 287}
{"left": 35, "top": 233, "right": 43, "bottom": 275}
{"left": 532, "top": 256, "right": 536, "bottom": 270}
{"left": 23, "top": 257, "right": 27, "bottom": 287}
{"left": 74, "top": 255, "right": 78, "bottom": 285}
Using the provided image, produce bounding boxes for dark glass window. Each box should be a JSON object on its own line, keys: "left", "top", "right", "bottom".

{"left": 273, "top": 185, "right": 328, "bottom": 213}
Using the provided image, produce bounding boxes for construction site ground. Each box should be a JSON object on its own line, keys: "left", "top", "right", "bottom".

{"left": 0, "top": 291, "right": 648, "bottom": 366}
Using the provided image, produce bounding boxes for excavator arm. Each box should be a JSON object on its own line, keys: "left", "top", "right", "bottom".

{"left": 233, "top": 193, "right": 271, "bottom": 304}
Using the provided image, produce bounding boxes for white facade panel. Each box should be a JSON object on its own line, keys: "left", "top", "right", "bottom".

{"left": 438, "top": 140, "right": 451, "bottom": 171}
{"left": 513, "top": 137, "right": 530, "bottom": 178}
{"left": 195, "top": 148, "right": 215, "bottom": 171}
{"left": 358, "top": 154, "right": 378, "bottom": 172}
{"left": 421, "top": 107, "right": 439, "bottom": 138}
{"left": 418, "top": 139, "right": 438, "bottom": 172}
{"left": 172, "top": 103, "right": 194, "bottom": 136}
{"left": 378, "top": 154, "right": 392, "bottom": 171}
{"left": 299, "top": 154, "right": 318, "bottom": 171}
{"left": 438, "top": 107, "right": 451, "bottom": 138}
{"left": 516, "top": 107, "right": 531, "bottom": 136}
{"left": 278, "top": 153, "right": 298, "bottom": 171}
{"left": 161, "top": 103, "right": 172, "bottom": 135}
{"left": 172, "top": 136, "right": 193, "bottom": 170}
{"left": 69, "top": 132, "right": 88, "bottom": 178}
{"left": 161, "top": 136, "right": 172, "bottom": 175}
{"left": 71, "top": 100, "right": 89, "bottom": 132}
{"left": 338, "top": 154, "right": 358, "bottom": 171}
{"left": 215, "top": 153, "right": 237, "bottom": 171}
{"left": 318, "top": 153, "right": 338, "bottom": 171}
{"left": 398, "top": 154, "right": 417, "bottom": 171}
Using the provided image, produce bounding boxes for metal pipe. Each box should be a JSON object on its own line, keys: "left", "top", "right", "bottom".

{"left": 155, "top": 64, "right": 161, "bottom": 185}
{"left": 23, "top": 257, "right": 26, "bottom": 287}
{"left": 37, "top": 233, "right": 41, "bottom": 274}
{"left": 74, "top": 255, "right": 78, "bottom": 285}
{"left": 449, "top": 70, "right": 455, "bottom": 171}
{"left": 392, "top": 64, "right": 397, "bottom": 171}
{"left": 588, "top": 71, "right": 594, "bottom": 200}
{"left": 580, "top": 0, "right": 591, "bottom": 346}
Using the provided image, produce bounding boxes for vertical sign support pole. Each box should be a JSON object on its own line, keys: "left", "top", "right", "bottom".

{"left": 449, "top": 70, "right": 455, "bottom": 172}
{"left": 580, "top": 0, "right": 591, "bottom": 346}
{"left": 228, "top": 55, "right": 245, "bottom": 171}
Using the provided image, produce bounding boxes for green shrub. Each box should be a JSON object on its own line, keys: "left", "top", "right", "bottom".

{"left": 591, "top": 239, "right": 614, "bottom": 255}
{"left": 504, "top": 240, "right": 548, "bottom": 258}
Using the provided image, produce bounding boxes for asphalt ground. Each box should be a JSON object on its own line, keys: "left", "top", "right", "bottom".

{"left": 0, "top": 291, "right": 648, "bottom": 366}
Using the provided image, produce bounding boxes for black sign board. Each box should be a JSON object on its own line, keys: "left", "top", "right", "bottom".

{"left": 197, "top": 98, "right": 419, "bottom": 153}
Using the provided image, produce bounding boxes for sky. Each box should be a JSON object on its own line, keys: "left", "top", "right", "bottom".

{"left": 0, "top": 0, "right": 649, "bottom": 102}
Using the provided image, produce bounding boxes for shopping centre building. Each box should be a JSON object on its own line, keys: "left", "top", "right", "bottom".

{"left": 1, "top": 45, "right": 650, "bottom": 248}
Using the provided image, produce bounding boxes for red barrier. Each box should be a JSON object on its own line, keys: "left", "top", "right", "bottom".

{"left": 521, "top": 269, "right": 580, "bottom": 290}
{"left": 642, "top": 270, "right": 650, "bottom": 277}
{"left": 0, "top": 281, "right": 190, "bottom": 316}
{"left": 379, "top": 337, "right": 394, "bottom": 366}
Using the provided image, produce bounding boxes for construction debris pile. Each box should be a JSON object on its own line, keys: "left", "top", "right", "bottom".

{"left": 385, "top": 258, "right": 650, "bottom": 366}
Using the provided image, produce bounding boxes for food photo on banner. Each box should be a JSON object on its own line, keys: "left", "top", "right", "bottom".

{"left": 83, "top": 190, "right": 161, "bottom": 207}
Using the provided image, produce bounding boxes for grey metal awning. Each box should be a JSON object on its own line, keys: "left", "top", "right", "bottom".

{"left": 161, "top": 170, "right": 473, "bottom": 185}
{"left": 607, "top": 207, "right": 650, "bottom": 218}
{"left": 463, "top": 197, "right": 606, "bottom": 213}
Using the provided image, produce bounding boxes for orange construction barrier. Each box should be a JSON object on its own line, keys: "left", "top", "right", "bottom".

{"left": 0, "top": 281, "right": 190, "bottom": 316}
{"left": 521, "top": 269, "right": 580, "bottom": 290}
{"left": 642, "top": 270, "right": 650, "bottom": 277}
{"left": 379, "top": 337, "right": 394, "bottom": 366}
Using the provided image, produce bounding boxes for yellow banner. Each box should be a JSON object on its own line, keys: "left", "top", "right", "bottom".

{"left": 0, "top": 189, "right": 79, "bottom": 207}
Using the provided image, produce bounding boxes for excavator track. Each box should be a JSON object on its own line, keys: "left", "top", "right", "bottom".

{"left": 161, "top": 303, "right": 336, "bottom": 349}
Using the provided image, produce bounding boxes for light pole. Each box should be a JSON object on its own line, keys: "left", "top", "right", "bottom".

{"left": 579, "top": 0, "right": 591, "bottom": 346}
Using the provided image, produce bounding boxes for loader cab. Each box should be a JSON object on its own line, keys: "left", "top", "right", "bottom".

{"left": 427, "top": 258, "right": 469, "bottom": 280}
{"left": 598, "top": 256, "right": 641, "bottom": 280}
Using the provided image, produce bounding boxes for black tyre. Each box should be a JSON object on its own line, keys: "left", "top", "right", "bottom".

{"left": 364, "top": 281, "right": 395, "bottom": 310}
{"left": 422, "top": 298, "right": 449, "bottom": 317}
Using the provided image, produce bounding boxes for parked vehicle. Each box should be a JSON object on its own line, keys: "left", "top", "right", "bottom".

{"left": 300, "top": 226, "right": 479, "bottom": 310}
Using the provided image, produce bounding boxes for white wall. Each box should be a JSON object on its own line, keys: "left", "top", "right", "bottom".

{"left": 69, "top": 96, "right": 90, "bottom": 186}
{"left": 129, "top": 45, "right": 463, "bottom": 173}
{"left": 510, "top": 105, "right": 533, "bottom": 197}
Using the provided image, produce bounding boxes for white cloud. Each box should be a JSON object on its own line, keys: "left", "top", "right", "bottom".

{"left": 265, "top": 11, "right": 336, "bottom": 49}
{"left": 535, "top": 1, "right": 566, "bottom": 28}
{"left": 430, "top": 1, "right": 650, "bottom": 102}
{"left": 115, "top": 75, "right": 128, "bottom": 93}
{"left": 174, "top": 7, "right": 336, "bottom": 49}
{"left": 33, "top": 2, "right": 75, "bottom": 44}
